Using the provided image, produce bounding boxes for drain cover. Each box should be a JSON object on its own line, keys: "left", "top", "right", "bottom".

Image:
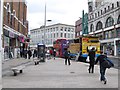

{"left": 70, "top": 72, "right": 75, "bottom": 73}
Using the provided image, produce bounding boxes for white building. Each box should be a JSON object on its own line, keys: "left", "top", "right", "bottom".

{"left": 88, "top": 0, "right": 120, "bottom": 56}
{"left": 30, "top": 23, "right": 75, "bottom": 48}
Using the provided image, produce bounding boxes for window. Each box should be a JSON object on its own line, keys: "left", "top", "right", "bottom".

{"left": 13, "top": 10, "right": 16, "bottom": 16}
{"left": 98, "top": 11, "right": 100, "bottom": 16}
{"left": 105, "top": 31, "right": 109, "bottom": 39}
{"left": 117, "top": 15, "right": 120, "bottom": 24}
{"left": 64, "top": 33, "right": 66, "bottom": 38}
{"left": 61, "top": 33, "right": 63, "bottom": 37}
{"left": 6, "top": 3, "right": 10, "bottom": 12}
{"left": 61, "top": 27, "right": 63, "bottom": 31}
{"left": 65, "top": 27, "right": 67, "bottom": 31}
{"left": 104, "top": 8, "right": 106, "bottom": 13}
{"left": 101, "top": 10, "right": 103, "bottom": 15}
{"left": 68, "top": 28, "right": 70, "bottom": 32}
{"left": 57, "top": 33, "right": 58, "bottom": 37}
{"left": 112, "top": 3, "right": 114, "bottom": 9}
{"left": 117, "top": 2, "right": 119, "bottom": 7}
{"left": 54, "top": 33, "right": 55, "bottom": 38}
{"left": 68, "top": 33, "right": 70, "bottom": 38}
{"left": 105, "top": 17, "right": 114, "bottom": 28}
{"left": 89, "top": 6, "right": 92, "bottom": 12}
{"left": 96, "top": 21, "right": 103, "bottom": 30}
{"left": 95, "top": 13, "right": 97, "bottom": 18}
{"left": 90, "top": 24, "right": 94, "bottom": 32}
{"left": 108, "top": 6, "right": 110, "bottom": 10}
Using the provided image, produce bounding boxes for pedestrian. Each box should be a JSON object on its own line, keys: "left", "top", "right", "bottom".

{"left": 95, "top": 51, "right": 113, "bottom": 84}
{"left": 50, "top": 49, "right": 53, "bottom": 58}
{"left": 24, "top": 49, "right": 27, "bottom": 59}
{"left": 33, "top": 49, "right": 37, "bottom": 58}
{"left": 88, "top": 47, "right": 96, "bottom": 73}
{"left": 53, "top": 49, "right": 56, "bottom": 60}
{"left": 64, "top": 48, "right": 71, "bottom": 65}
{"left": 27, "top": 49, "right": 32, "bottom": 59}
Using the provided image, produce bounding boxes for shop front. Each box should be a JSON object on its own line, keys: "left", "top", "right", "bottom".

{"left": 100, "top": 38, "right": 117, "bottom": 56}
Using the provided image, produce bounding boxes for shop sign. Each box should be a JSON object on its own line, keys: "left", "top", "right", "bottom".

{"left": 9, "top": 32, "right": 15, "bottom": 38}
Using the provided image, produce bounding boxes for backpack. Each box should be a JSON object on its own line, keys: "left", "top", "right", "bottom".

{"left": 101, "top": 57, "right": 114, "bottom": 68}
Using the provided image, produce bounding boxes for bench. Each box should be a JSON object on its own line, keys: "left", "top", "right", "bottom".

{"left": 33, "top": 58, "right": 40, "bottom": 65}
{"left": 11, "top": 65, "right": 25, "bottom": 76}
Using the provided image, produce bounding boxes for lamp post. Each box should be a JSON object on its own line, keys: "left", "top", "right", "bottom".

{"left": 43, "top": 3, "right": 52, "bottom": 46}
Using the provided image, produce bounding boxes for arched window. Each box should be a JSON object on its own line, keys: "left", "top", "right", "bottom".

{"left": 117, "top": 15, "right": 120, "bottom": 24}
{"left": 96, "top": 21, "right": 103, "bottom": 30}
{"left": 105, "top": 17, "right": 114, "bottom": 28}
{"left": 90, "top": 24, "right": 94, "bottom": 32}
{"left": 89, "top": 6, "right": 92, "bottom": 12}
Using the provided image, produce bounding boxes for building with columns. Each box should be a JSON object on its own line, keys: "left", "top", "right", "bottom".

{"left": 3, "top": 0, "right": 29, "bottom": 60}
{"left": 30, "top": 23, "right": 75, "bottom": 48}
{"left": 88, "top": 0, "right": 120, "bottom": 56}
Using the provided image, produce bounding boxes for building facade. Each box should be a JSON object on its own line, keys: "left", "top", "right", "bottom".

{"left": 30, "top": 23, "right": 75, "bottom": 48}
{"left": 75, "top": 18, "right": 82, "bottom": 38}
{"left": 88, "top": 0, "right": 120, "bottom": 56}
{"left": 3, "top": 0, "right": 28, "bottom": 59}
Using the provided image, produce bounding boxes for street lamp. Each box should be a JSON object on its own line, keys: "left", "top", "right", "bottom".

{"left": 43, "top": 3, "right": 52, "bottom": 46}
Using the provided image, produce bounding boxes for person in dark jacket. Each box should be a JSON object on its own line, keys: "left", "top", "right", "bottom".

{"left": 64, "top": 48, "right": 70, "bottom": 65}
{"left": 53, "top": 49, "right": 56, "bottom": 60}
{"left": 88, "top": 47, "right": 96, "bottom": 73}
{"left": 33, "top": 49, "right": 37, "bottom": 58}
{"left": 27, "top": 49, "right": 32, "bottom": 59}
{"left": 95, "top": 52, "right": 108, "bottom": 84}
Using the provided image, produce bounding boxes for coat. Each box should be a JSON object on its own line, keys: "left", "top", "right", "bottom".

{"left": 88, "top": 50, "right": 96, "bottom": 65}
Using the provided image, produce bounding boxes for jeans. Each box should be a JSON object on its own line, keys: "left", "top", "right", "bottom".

{"left": 100, "top": 65, "right": 106, "bottom": 81}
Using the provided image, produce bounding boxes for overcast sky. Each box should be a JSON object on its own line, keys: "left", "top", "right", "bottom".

{"left": 27, "top": 0, "right": 88, "bottom": 30}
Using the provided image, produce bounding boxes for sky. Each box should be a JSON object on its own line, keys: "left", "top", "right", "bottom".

{"left": 26, "top": 0, "right": 88, "bottom": 30}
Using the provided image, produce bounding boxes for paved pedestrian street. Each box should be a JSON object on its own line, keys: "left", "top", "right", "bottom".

{"left": 2, "top": 58, "right": 118, "bottom": 88}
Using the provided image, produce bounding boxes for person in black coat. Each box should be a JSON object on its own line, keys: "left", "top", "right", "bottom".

{"left": 27, "top": 49, "right": 32, "bottom": 59}
{"left": 64, "top": 48, "right": 71, "bottom": 65}
{"left": 95, "top": 52, "right": 108, "bottom": 84}
{"left": 88, "top": 47, "right": 96, "bottom": 73}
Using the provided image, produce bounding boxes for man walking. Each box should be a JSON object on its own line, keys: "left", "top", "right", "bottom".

{"left": 88, "top": 47, "right": 96, "bottom": 73}
{"left": 95, "top": 51, "right": 114, "bottom": 84}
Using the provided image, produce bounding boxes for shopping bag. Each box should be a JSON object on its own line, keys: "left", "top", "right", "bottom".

{"left": 86, "top": 56, "right": 90, "bottom": 62}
